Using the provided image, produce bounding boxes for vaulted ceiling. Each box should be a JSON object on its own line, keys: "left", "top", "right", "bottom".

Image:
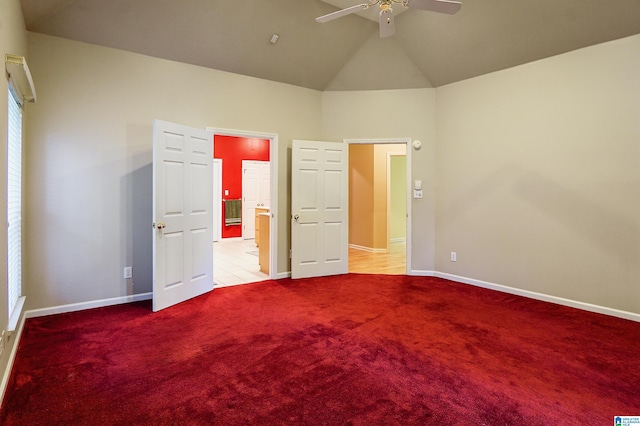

{"left": 19, "top": 0, "right": 640, "bottom": 91}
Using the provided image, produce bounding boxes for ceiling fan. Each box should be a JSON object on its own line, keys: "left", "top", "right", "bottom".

{"left": 316, "top": 0, "right": 462, "bottom": 38}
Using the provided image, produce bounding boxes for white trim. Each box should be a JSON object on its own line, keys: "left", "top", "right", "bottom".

{"left": 5, "top": 54, "right": 37, "bottom": 103}
{"left": 349, "top": 244, "right": 387, "bottom": 254}
{"left": 206, "top": 127, "right": 279, "bottom": 280}
{"left": 390, "top": 237, "right": 406, "bottom": 243}
{"left": 0, "top": 311, "right": 26, "bottom": 406}
{"left": 435, "top": 272, "right": 640, "bottom": 323}
{"left": 344, "top": 138, "right": 412, "bottom": 274}
{"left": 11, "top": 274, "right": 639, "bottom": 326}
{"left": 24, "top": 293, "right": 152, "bottom": 319}
{"left": 409, "top": 269, "right": 436, "bottom": 277}
{"left": 344, "top": 138, "right": 412, "bottom": 145}
{"left": 7, "top": 296, "right": 25, "bottom": 331}
{"left": 275, "top": 271, "right": 291, "bottom": 280}
{"left": 212, "top": 158, "right": 222, "bottom": 242}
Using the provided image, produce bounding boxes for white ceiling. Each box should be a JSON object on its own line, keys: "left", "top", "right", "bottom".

{"left": 19, "top": 0, "right": 640, "bottom": 91}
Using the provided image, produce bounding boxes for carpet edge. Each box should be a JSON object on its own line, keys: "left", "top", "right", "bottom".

{"left": 436, "top": 272, "right": 640, "bottom": 323}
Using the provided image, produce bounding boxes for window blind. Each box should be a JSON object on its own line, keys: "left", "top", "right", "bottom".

{"left": 7, "top": 87, "right": 22, "bottom": 320}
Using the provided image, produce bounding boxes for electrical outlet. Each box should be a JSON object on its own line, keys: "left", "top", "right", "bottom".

{"left": 124, "top": 266, "right": 132, "bottom": 279}
{"left": 450, "top": 252, "right": 457, "bottom": 262}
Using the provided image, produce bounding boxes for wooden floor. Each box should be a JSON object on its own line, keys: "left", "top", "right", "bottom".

{"left": 349, "top": 241, "right": 406, "bottom": 275}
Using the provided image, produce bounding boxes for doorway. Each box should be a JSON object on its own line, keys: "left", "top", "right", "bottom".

{"left": 346, "top": 139, "right": 411, "bottom": 274}
{"left": 208, "top": 128, "right": 279, "bottom": 287}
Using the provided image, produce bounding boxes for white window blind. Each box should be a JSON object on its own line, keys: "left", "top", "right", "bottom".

{"left": 7, "top": 87, "right": 22, "bottom": 321}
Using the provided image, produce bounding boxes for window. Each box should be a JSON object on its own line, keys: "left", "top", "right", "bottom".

{"left": 7, "top": 86, "right": 23, "bottom": 326}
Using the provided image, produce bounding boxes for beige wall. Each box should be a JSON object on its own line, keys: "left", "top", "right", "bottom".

{"left": 435, "top": 34, "right": 640, "bottom": 314}
{"left": 372, "top": 144, "right": 406, "bottom": 249}
{"left": 322, "top": 89, "right": 437, "bottom": 270}
{"left": 349, "top": 144, "right": 374, "bottom": 248}
{"left": 349, "top": 144, "right": 405, "bottom": 250}
{"left": 17, "top": 27, "right": 640, "bottom": 320}
{"left": 389, "top": 154, "right": 407, "bottom": 241}
{"left": 0, "top": 0, "right": 28, "bottom": 393}
{"left": 23, "top": 33, "right": 323, "bottom": 310}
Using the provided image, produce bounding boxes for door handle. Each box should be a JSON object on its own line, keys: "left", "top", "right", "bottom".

{"left": 155, "top": 222, "right": 166, "bottom": 230}
{"left": 293, "top": 214, "right": 299, "bottom": 222}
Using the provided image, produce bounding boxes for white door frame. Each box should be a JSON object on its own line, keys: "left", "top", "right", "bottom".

{"left": 213, "top": 158, "right": 222, "bottom": 242}
{"left": 206, "top": 127, "right": 278, "bottom": 280}
{"left": 344, "top": 138, "right": 412, "bottom": 275}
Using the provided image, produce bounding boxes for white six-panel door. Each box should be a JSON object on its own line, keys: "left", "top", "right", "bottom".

{"left": 153, "top": 120, "right": 214, "bottom": 311}
{"left": 242, "top": 160, "right": 270, "bottom": 240}
{"left": 291, "top": 140, "right": 348, "bottom": 279}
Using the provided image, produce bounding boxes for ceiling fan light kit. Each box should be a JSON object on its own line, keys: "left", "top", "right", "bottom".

{"left": 316, "top": 0, "right": 462, "bottom": 38}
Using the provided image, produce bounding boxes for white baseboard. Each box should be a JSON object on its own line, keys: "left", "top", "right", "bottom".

{"left": 435, "top": 272, "right": 640, "bottom": 323}
{"left": 390, "top": 237, "right": 406, "bottom": 243}
{"left": 12, "top": 273, "right": 640, "bottom": 324}
{"left": 25, "top": 292, "right": 153, "bottom": 319}
{"left": 348, "top": 244, "right": 387, "bottom": 254}
{"left": 0, "top": 311, "right": 26, "bottom": 407}
{"left": 278, "top": 267, "right": 639, "bottom": 322}
{"left": 409, "top": 269, "right": 435, "bottom": 277}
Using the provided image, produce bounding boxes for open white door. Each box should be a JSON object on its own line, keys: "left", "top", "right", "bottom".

{"left": 291, "top": 140, "right": 348, "bottom": 279}
{"left": 153, "top": 119, "right": 214, "bottom": 312}
{"left": 242, "top": 160, "right": 270, "bottom": 240}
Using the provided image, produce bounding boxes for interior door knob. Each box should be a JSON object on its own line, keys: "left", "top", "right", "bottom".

{"left": 293, "top": 214, "right": 299, "bottom": 221}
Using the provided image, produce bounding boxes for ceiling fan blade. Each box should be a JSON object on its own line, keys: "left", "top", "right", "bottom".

{"left": 315, "top": 3, "right": 370, "bottom": 23}
{"left": 405, "top": 0, "right": 462, "bottom": 15}
{"left": 379, "top": 10, "right": 395, "bottom": 38}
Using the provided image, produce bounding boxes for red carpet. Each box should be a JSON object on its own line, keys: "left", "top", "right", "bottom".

{"left": 1, "top": 275, "right": 639, "bottom": 425}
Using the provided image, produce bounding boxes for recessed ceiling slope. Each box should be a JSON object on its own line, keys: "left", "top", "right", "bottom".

{"left": 19, "top": 0, "right": 640, "bottom": 91}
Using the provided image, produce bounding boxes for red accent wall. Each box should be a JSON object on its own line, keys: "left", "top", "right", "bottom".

{"left": 214, "top": 135, "right": 270, "bottom": 238}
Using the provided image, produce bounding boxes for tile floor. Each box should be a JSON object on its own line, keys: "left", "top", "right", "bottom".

{"left": 213, "top": 237, "right": 269, "bottom": 287}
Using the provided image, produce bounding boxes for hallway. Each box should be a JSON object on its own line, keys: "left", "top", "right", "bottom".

{"left": 349, "top": 241, "right": 406, "bottom": 275}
